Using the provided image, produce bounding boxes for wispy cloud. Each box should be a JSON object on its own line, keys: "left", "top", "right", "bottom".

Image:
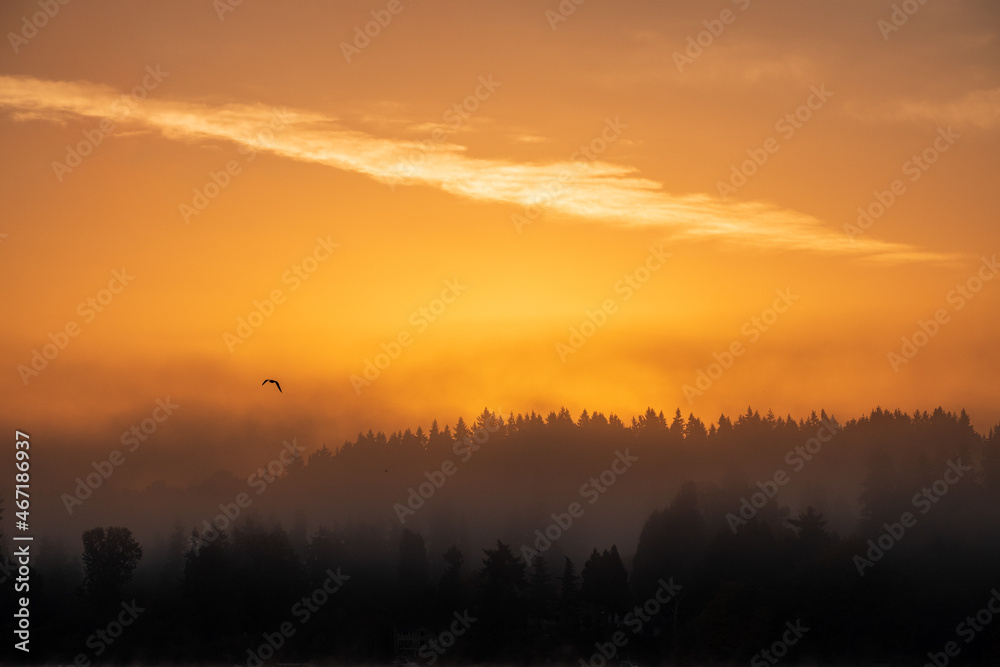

{"left": 601, "top": 32, "right": 822, "bottom": 89}
{"left": 0, "top": 74, "right": 959, "bottom": 264}
{"left": 854, "top": 87, "right": 1000, "bottom": 130}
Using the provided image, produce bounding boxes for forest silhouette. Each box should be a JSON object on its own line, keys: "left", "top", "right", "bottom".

{"left": 4, "top": 405, "right": 1000, "bottom": 664}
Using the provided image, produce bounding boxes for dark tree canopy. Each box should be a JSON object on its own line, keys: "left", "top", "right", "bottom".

{"left": 14, "top": 406, "right": 1000, "bottom": 665}
{"left": 81, "top": 526, "right": 143, "bottom": 602}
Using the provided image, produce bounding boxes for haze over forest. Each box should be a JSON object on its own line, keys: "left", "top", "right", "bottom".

{"left": 2, "top": 0, "right": 999, "bottom": 664}
{"left": 3, "top": 405, "right": 1000, "bottom": 663}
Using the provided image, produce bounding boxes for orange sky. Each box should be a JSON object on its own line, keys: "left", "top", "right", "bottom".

{"left": 1, "top": 0, "right": 998, "bottom": 471}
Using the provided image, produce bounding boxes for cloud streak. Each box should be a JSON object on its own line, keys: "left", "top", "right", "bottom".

{"left": 852, "top": 87, "right": 1000, "bottom": 130}
{"left": 0, "top": 74, "right": 960, "bottom": 264}
{"left": 889, "top": 87, "right": 1000, "bottom": 130}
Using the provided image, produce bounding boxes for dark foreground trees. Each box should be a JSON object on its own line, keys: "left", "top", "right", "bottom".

{"left": 81, "top": 526, "right": 143, "bottom": 606}
{"left": 18, "top": 406, "right": 1000, "bottom": 665}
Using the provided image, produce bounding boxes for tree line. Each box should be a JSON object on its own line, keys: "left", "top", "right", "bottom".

{"left": 2, "top": 405, "right": 999, "bottom": 664}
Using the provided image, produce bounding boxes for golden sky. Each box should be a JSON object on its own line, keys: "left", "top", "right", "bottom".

{"left": 2, "top": 0, "right": 998, "bottom": 470}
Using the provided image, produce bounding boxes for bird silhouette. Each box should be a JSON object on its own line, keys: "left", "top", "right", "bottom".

{"left": 262, "top": 379, "right": 282, "bottom": 393}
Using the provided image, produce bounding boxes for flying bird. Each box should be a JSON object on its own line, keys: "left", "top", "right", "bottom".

{"left": 262, "top": 379, "right": 282, "bottom": 393}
